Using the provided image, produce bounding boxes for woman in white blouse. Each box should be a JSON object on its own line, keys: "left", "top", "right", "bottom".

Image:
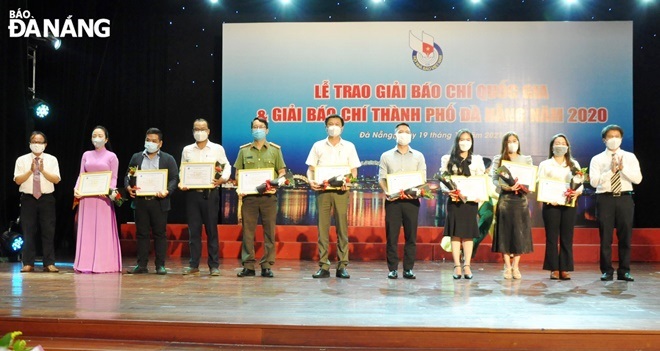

{"left": 537, "top": 133, "right": 582, "bottom": 280}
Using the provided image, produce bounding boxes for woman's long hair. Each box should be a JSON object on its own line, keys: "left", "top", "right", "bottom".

{"left": 447, "top": 129, "right": 474, "bottom": 176}
{"left": 547, "top": 133, "right": 575, "bottom": 170}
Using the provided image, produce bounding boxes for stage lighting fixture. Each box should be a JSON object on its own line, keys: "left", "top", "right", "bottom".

{"left": 209, "top": 0, "right": 219, "bottom": 3}
{"left": 47, "top": 36, "right": 62, "bottom": 50}
{"left": 1, "top": 231, "right": 23, "bottom": 255}
{"left": 29, "top": 98, "right": 50, "bottom": 119}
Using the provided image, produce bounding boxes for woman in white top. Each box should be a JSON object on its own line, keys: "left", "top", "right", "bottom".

{"left": 537, "top": 133, "right": 582, "bottom": 280}
{"left": 490, "top": 132, "right": 533, "bottom": 280}
{"left": 440, "top": 129, "right": 485, "bottom": 280}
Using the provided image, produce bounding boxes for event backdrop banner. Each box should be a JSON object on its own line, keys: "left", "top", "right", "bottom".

{"left": 221, "top": 21, "right": 632, "bottom": 227}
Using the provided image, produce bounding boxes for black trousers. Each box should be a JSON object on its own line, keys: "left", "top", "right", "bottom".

{"left": 542, "top": 204, "right": 576, "bottom": 271}
{"left": 20, "top": 193, "right": 56, "bottom": 266}
{"left": 596, "top": 194, "right": 634, "bottom": 275}
{"left": 185, "top": 189, "right": 220, "bottom": 269}
{"left": 134, "top": 197, "right": 168, "bottom": 268}
{"left": 385, "top": 199, "right": 420, "bottom": 271}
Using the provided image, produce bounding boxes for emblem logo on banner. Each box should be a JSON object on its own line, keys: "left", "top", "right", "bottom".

{"left": 409, "top": 31, "right": 443, "bottom": 71}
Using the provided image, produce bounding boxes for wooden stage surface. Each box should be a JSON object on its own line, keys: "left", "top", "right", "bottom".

{"left": 1, "top": 258, "right": 659, "bottom": 350}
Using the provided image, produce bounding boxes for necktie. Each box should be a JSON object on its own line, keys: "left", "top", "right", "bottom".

{"left": 610, "top": 154, "right": 621, "bottom": 195}
{"left": 33, "top": 157, "right": 42, "bottom": 199}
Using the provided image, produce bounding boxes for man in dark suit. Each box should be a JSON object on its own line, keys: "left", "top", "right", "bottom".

{"left": 125, "top": 128, "right": 179, "bottom": 275}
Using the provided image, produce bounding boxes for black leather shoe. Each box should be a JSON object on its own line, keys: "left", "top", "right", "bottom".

{"left": 237, "top": 268, "right": 256, "bottom": 277}
{"left": 156, "top": 266, "right": 167, "bottom": 275}
{"left": 403, "top": 269, "right": 416, "bottom": 279}
{"left": 388, "top": 270, "right": 398, "bottom": 279}
{"left": 261, "top": 268, "right": 274, "bottom": 277}
{"left": 600, "top": 272, "right": 614, "bottom": 281}
{"left": 617, "top": 272, "right": 634, "bottom": 282}
{"left": 312, "top": 268, "right": 330, "bottom": 278}
{"left": 336, "top": 268, "right": 350, "bottom": 279}
{"left": 127, "top": 266, "right": 148, "bottom": 274}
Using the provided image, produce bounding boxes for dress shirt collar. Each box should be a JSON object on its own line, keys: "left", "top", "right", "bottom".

{"left": 142, "top": 149, "right": 161, "bottom": 158}
{"left": 324, "top": 137, "right": 345, "bottom": 147}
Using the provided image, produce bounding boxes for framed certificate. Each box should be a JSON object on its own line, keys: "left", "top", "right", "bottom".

{"left": 237, "top": 168, "right": 276, "bottom": 194}
{"left": 314, "top": 165, "right": 352, "bottom": 190}
{"left": 385, "top": 172, "right": 426, "bottom": 196}
{"left": 451, "top": 175, "right": 489, "bottom": 202}
{"left": 180, "top": 162, "right": 215, "bottom": 189}
{"left": 77, "top": 171, "right": 112, "bottom": 196}
{"left": 135, "top": 169, "right": 168, "bottom": 196}
{"left": 500, "top": 160, "right": 538, "bottom": 192}
{"left": 537, "top": 178, "right": 574, "bottom": 207}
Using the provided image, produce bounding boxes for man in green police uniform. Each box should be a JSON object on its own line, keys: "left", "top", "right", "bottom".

{"left": 234, "top": 117, "right": 286, "bottom": 278}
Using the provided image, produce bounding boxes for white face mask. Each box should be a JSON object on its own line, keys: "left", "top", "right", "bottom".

{"left": 92, "top": 137, "right": 105, "bottom": 149}
{"left": 458, "top": 140, "right": 472, "bottom": 152}
{"left": 327, "top": 125, "right": 342, "bottom": 137}
{"left": 145, "top": 141, "right": 159, "bottom": 154}
{"left": 194, "top": 130, "right": 208, "bottom": 142}
{"left": 396, "top": 133, "right": 411, "bottom": 146}
{"left": 30, "top": 143, "right": 45, "bottom": 154}
{"left": 552, "top": 145, "right": 568, "bottom": 157}
{"left": 507, "top": 142, "right": 519, "bottom": 153}
{"left": 605, "top": 137, "right": 622, "bottom": 151}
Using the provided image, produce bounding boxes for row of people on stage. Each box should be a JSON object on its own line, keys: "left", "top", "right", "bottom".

{"left": 13, "top": 117, "right": 642, "bottom": 282}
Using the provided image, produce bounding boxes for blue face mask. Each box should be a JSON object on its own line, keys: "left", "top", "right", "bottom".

{"left": 252, "top": 129, "right": 266, "bottom": 141}
{"left": 144, "top": 141, "right": 159, "bottom": 154}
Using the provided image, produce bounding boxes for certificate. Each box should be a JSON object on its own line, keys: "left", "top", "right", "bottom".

{"left": 180, "top": 162, "right": 215, "bottom": 189}
{"left": 385, "top": 172, "right": 426, "bottom": 196}
{"left": 237, "top": 168, "right": 276, "bottom": 194}
{"left": 314, "top": 165, "right": 352, "bottom": 189}
{"left": 77, "top": 171, "right": 112, "bottom": 196}
{"left": 451, "top": 175, "right": 489, "bottom": 202}
{"left": 500, "top": 160, "right": 538, "bottom": 192}
{"left": 537, "top": 178, "right": 574, "bottom": 207}
{"left": 135, "top": 169, "right": 168, "bottom": 196}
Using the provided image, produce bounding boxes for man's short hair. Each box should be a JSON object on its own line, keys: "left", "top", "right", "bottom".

{"left": 324, "top": 114, "right": 345, "bottom": 126}
{"left": 30, "top": 131, "right": 47, "bottom": 143}
{"left": 601, "top": 124, "right": 624, "bottom": 138}
{"left": 252, "top": 117, "right": 269, "bottom": 129}
{"left": 146, "top": 128, "right": 163, "bottom": 141}
{"left": 394, "top": 123, "right": 410, "bottom": 132}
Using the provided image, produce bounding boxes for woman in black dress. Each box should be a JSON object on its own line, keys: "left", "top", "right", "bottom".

{"left": 440, "top": 129, "right": 485, "bottom": 279}
{"left": 490, "top": 132, "right": 534, "bottom": 280}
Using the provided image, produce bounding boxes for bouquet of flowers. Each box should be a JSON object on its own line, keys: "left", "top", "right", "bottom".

{"left": 127, "top": 166, "right": 138, "bottom": 187}
{"left": 0, "top": 331, "right": 44, "bottom": 351}
{"left": 495, "top": 165, "right": 528, "bottom": 194}
{"left": 564, "top": 166, "right": 588, "bottom": 205}
{"left": 214, "top": 161, "right": 226, "bottom": 180}
{"left": 255, "top": 170, "right": 295, "bottom": 194}
{"left": 109, "top": 187, "right": 128, "bottom": 207}
{"left": 435, "top": 171, "right": 466, "bottom": 203}
{"left": 322, "top": 174, "right": 357, "bottom": 190}
{"left": 389, "top": 183, "right": 435, "bottom": 200}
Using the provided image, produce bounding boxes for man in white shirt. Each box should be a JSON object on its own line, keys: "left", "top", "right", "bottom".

{"left": 179, "top": 119, "right": 231, "bottom": 276}
{"left": 13, "top": 131, "right": 61, "bottom": 273}
{"left": 589, "top": 124, "right": 642, "bottom": 282}
{"left": 305, "top": 114, "right": 361, "bottom": 279}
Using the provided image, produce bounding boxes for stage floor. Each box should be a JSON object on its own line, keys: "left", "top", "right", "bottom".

{"left": 1, "top": 259, "right": 659, "bottom": 350}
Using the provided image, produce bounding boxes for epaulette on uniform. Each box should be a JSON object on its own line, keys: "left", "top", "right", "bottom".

{"left": 239, "top": 143, "right": 252, "bottom": 149}
{"left": 268, "top": 142, "right": 281, "bottom": 149}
